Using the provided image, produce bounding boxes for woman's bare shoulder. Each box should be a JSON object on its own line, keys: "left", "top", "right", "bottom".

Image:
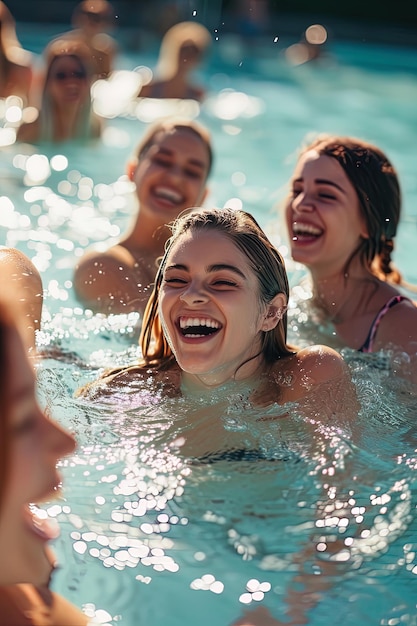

{"left": 375, "top": 296, "right": 417, "bottom": 352}
{"left": 73, "top": 244, "right": 153, "bottom": 313}
{"left": 286, "top": 344, "right": 348, "bottom": 382}
{"left": 75, "top": 243, "right": 138, "bottom": 273}
{"left": 267, "top": 346, "right": 358, "bottom": 421}
{"left": 256, "top": 345, "right": 350, "bottom": 407}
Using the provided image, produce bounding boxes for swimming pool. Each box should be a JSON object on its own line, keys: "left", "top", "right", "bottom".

{"left": 2, "top": 22, "right": 417, "bottom": 625}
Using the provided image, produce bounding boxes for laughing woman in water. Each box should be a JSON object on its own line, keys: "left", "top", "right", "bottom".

{"left": 77, "top": 207, "right": 358, "bottom": 626}
{"left": 283, "top": 135, "right": 417, "bottom": 377}
{"left": 77, "top": 207, "right": 357, "bottom": 455}
{"left": 73, "top": 117, "right": 212, "bottom": 315}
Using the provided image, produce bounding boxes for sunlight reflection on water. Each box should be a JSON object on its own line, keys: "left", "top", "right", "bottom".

{"left": 1, "top": 28, "right": 417, "bottom": 625}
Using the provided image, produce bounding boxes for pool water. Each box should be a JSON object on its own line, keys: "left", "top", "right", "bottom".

{"left": 2, "top": 23, "right": 417, "bottom": 626}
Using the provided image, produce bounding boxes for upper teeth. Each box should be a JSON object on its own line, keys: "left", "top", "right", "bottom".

{"left": 293, "top": 222, "right": 322, "bottom": 235}
{"left": 180, "top": 317, "right": 220, "bottom": 329}
{"left": 155, "top": 186, "right": 183, "bottom": 203}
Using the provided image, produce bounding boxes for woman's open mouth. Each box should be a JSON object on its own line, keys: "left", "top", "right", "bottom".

{"left": 292, "top": 220, "right": 323, "bottom": 242}
{"left": 178, "top": 316, "right": 221, "bottom": 338}
{"left": 153, "top": 185, "right": 184, "bottom": 207}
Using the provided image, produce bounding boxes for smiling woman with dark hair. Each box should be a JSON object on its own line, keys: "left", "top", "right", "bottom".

{"left": 283, "top": 134, "right": 417, "bottom": 372}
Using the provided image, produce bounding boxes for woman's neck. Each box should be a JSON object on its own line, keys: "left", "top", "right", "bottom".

{"left": 124, "top": 212, "right": 170, "bottom": 255}
{"left": 180, "top": 355, "right": 266, "bottom": 396}
{"left": 310, "top": 264, "right": 378, "bottom": 324}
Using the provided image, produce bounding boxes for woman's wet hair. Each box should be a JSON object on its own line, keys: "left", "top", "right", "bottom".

{"left": 299, "top": 134, "right": 402, "bottom": 281}
{"left": 140, "top": 207, "right": 294, "bottom": 368}
{"left": 134, "top": 117, "right": 213, "bottom": 178}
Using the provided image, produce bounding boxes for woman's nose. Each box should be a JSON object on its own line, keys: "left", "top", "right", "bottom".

{"left": 179, "top": 282, "right": 208, "bottom": 305}
{"left": 43, "top": 409, "right": 77, "bottom": 457}
{"left": 166, "top": 164, "right": 183, "bottom": 180}
{"left": 292, "top": 192, "right": 315, "bottom": 213}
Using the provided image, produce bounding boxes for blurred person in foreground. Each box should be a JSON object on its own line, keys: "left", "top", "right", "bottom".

{"left": 0, "top": 289, "right": 92, "bottom": 625}
{"left": 0, "top": 247, "right": 43, "bottom": 353}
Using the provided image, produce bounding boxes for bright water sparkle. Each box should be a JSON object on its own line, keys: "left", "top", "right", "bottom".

{"left": 2, "top": 24, "right": 417, "bottom": 626}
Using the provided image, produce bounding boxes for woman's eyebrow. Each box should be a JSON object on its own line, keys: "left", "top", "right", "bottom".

{"left": 293, "top": 176, "right": 346, "bottom": 193}
{"left": 156, "top": 147, "right": 205, "bottom": 170}
{"left": 315, "top": 178, "right": 346, "bottom": 193}
{"left": 165, "top": 263, "right": 187, "bottom": 271}
{"left": 208, "top": 263, "right": 246, "bottom": 278}
{"left": 165, "top": 263, "right": 246, "bottom": 279}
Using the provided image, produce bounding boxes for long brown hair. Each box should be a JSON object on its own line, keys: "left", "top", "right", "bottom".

{"left": 140, "top": 207, "right": 295, "bottom": 370}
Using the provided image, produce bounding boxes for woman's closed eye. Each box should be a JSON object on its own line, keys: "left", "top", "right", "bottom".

{"left": 162, "top": 276, "right": 239, "bottom": 289}
{"left": 163, "top": 276, "right": 188, "bottom": 286}
{"left": 291, "top": 187, "right": 337, "bottom": 202}
{"left": 317, "top": 189, "right": 338, "bottom": 200}
{"left": 153, "top": 155, "right": 172, "bottom": 168}
{"left": 184, "top": 167, "right": 203, "bottom": 179}
{"left": 211, "top": 279, "right": 238, "bottom": 288}
{"left": 290, "top": 185, "right": 307, "bottom": 199}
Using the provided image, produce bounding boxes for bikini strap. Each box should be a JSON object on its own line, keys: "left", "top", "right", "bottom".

{"left": 359, "top": 295, "right": 409, "bottom": 353}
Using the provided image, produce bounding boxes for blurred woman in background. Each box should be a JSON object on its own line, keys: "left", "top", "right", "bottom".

{"left": 73, "top": 117, "right": 213, "bottom": 314}
{"left": 139, "top": 21, "right": 212, "bottom": 101}
{"left": 17, "top": 37, "right": 102, "bottom": 143}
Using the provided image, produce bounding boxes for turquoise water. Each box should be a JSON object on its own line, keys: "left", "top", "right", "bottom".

{"left": 2, "top": 24, "right": 417, "bottom": 625}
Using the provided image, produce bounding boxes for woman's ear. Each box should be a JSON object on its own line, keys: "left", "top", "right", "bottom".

{"left": 126, "top": 158, "right": 138, "bottom": 181}
{"left": 261, "top": 293, "right": 288, "bottom": 332}
{"left": 360, "top": 216, "right": 369, "bottom": 239}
